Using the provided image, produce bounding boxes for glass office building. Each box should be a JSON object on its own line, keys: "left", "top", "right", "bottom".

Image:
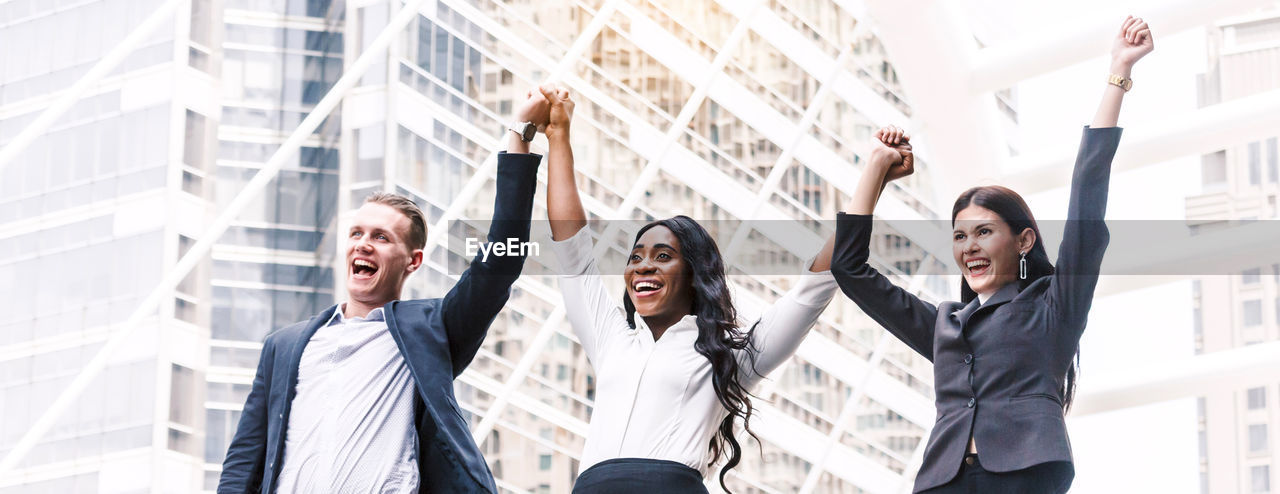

{"left": 0, "top": 1, "right": 1000, "bottom": 492}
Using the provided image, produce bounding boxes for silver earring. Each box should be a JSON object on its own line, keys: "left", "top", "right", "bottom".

{"left": 1019, "top": 251, "right": 1028, "bottom": 280}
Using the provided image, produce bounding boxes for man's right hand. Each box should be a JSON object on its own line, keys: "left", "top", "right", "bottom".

{"left": 515, "top": 88, "right": 551, "bottom": 131}
{"left": 539, "top": 85, "right": 575, "bottom": 141}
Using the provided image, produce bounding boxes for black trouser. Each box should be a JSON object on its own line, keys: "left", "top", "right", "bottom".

{"left": 920, "top": 454, "right": 1074, "bottom": 494}
{"left": 572, "top": 458, "right": 708, "bottom": 494}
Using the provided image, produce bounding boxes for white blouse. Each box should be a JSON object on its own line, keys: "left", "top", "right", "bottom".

{"left": 549, "top": 226, "right": 838, "bottom": 476}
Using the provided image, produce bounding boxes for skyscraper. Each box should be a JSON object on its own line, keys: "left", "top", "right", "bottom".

{"left": 1191, "top": 8, "right": 1280, "bottom": 494}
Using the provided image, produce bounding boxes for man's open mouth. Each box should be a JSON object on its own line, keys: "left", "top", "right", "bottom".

{"left": 352, "top": 259, "right": 379, "bottom": 279}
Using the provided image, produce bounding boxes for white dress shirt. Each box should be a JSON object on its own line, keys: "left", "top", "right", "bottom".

{"left": 550, "top": 226, "right": 838, "bottom": 476}
{"left": 275, "top": 306, "right": 420, "bottom": 493}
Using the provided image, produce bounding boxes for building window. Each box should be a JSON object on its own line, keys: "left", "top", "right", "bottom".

{"left": 1250, "top": 424, "right": 1270, "bottom": 453}
{"left": 1244, "top": 268, "right": 1262, "bottom": 284}
{"left": 1253, "top": 465, "right": 1271, "bottom": 493}
{"left": 1250, "top": 141, "right": 1263, "bottom": 186}
{"left": 539, "top": 454, "right": 552, "bottom": 471}
{"left": 1202, "top": 150, "right": 1227, "bottom": 186}
{"left": 1250, "top": 387, "right": 1268, "bottom": 410}
{"left": 1244, "top": 300, "right": 1264, "bottom": 326}
{"left": 1269, "top": 137, "right": 1278, "bottom": 183}
{"left": 170, "top": 364, "right": 198, "bottom": 427}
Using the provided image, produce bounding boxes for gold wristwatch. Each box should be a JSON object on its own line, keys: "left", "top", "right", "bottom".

{"left": 1108, "top": 73, "right": 1133, "bottom": 91}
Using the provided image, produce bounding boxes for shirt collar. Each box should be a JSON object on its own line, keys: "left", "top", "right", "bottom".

{"left": 634, "top": 313, "right": 699, "bottom": 334}
{"left": 327, "top": 304, "right": 386, "bottom": 326}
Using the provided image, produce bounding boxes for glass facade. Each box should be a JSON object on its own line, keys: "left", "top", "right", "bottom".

{"left": 1, "top": 1, "right": 979, "bottom": 492}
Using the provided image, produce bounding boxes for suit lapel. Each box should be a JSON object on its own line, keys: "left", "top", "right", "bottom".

{"left": 951, "top": 298, "right": 981, "bottom": 329}
{"left": 981, "top": 283, "right": 1020, "bottom": 310}
{"left": 952, "top": 283, "right": 1020, "bottom": 328}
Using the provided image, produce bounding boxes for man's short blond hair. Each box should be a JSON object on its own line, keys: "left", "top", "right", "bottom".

{"left": 364, "top": 192, "right": 427, "bottom": 251}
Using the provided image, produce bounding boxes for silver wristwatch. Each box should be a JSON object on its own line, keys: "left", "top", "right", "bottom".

{"left": 507, "top": 121, "right": 537, "bottom": 142}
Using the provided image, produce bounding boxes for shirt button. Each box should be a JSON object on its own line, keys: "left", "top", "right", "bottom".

{"left": 278, "top": 413, "right": 283, "bottom": 419}
{"left": 967, "top": 398, "right": 976, "bottom": 408}
{"left": 964, "top": 354, "right": 973, "bottom": 364}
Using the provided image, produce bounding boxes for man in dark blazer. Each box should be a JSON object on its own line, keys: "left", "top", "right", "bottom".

{"left": 217, "top": 92, "right": 549, "bottom": 493}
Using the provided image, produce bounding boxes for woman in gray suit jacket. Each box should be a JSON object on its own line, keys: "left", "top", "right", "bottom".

{"left": 830, "top": 17, "right": 1154, "bottom": 494}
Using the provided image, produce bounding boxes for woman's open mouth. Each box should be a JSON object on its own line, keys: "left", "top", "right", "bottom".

{"left": 632, "top": 279, "right": 664, "bottom": 299}
{"left": 965, "top": 258, "right": 990, "bottom": 277}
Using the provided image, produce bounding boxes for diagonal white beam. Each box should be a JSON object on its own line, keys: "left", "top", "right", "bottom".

{"left": 721, "top": 47, "right": 853, "bottom": 261}
{"left": 422, "top": 0, "right": 622, "bottom": 254}
{"left": 0, "top": 0, "right": 185, "bottom": 171}
{"left": 969, "top": 0, "right": 1274, "bottom": 93}
{"left": 608, "top": 0, "right": 764, "bottom": 220}
{"left": 471, "top": 0, "right": 767, "bottom": 448}
{"left": 0, "top": 0, "right": 431, "bottom": 477}
{"left": 858, "top": 0, "right": 1006, "bottom": 204}
{"left": 798, "top": 333, "right": 895, "bottom": 493}
{"left": 1071, "top": 341, "right": 1280, "bottom": 416}
{"left": 619, "top": 0, "right": 953, "bottom": 263}
{"left": 461, "top": 0, "right": 628, "bottom": 447}
{"left": 1003, "top": 88, "right": 1280, "bottom": 194}
{"left": 897, "top": 437, "right": 929, "bottom": 494}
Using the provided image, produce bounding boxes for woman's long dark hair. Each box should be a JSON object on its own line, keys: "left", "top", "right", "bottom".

{"left": 622, "top": 216, "right": 759, "bottom": 492}
{"left": 952, "top": 186, "right": 1079, "bottom": 413}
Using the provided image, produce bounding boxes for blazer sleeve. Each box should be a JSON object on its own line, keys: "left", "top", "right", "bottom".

{"left": 439, "top": 151, "right": 542, "bottom": 376}
{"left": 217, "top": 336, "right": 276, "bottom": 494}
{"left": 1049, "top": 126, "right": 1121, "bottom": 336}
{"left": 547, "top": 224, "right": 631, "bottom": 366}
{"left": 739, "top": 260, "right": 839, "bottom": 384}
{"left": 831, "top": 213, "right": 939, "bottom": 361}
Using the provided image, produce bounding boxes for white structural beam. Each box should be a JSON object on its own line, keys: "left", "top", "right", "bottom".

{"left": 1072, "top": 341, "right": 1280, "bottom": 416}
{"left": 0, "top": 0, "right": 432, "bottom": 478}
{"left": 797, "top": 334, "right": 896, "bottom": 494}
{"left": 970, "top": 0, "right": 1274, "bottom": 93}
{"left": 0, "top": 0, "right": 184, "bottom": 171}
{"left": 442, "top": 0, "right": 627, "bottom": 448}
{"left": 1003, "top": 88, "right": 1280, "bottom": 194}
{"left": 751, "top": 403, "right": 903, "bottom": 494}
{"left": 618, "top": 0, "right": 954, "bottom": 263}
{"left": 860, "top": 0, "right": 1007, "bottom": 203}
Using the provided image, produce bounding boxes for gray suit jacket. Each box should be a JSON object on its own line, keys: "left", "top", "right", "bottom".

{"left": 831, "top": 127, "right": 1121, "bottom": 492}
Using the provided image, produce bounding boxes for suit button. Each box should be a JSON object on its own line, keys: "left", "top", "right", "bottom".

{"left": 965, "top": 456, "right": 975, "bottom": 466}
{"left": 964, "top": 354, "right": 973, "bottom": 364}
{"left": 967, "top": 398, "right": 975, "bottom": 408}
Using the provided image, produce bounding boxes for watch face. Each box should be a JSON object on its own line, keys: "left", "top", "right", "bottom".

{"left": 521, "top": 123, "right": 537, "bottom": 142}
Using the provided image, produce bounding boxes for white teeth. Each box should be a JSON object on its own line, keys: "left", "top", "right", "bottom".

{"left": 634, "top": 281, "right": 661, "bottom": 291}
{"left": 354, "top": 259, "right": 377, "bottom": 269}
{"left": 966, "top": 260, "right": 989, "bottom": 269}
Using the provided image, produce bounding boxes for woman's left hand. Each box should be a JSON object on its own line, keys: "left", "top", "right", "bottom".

{"left": 1112, "top": 15, "right": 1154, "bottom": 69}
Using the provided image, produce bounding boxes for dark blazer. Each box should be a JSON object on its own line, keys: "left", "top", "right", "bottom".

{"left": 217, "top": 152, "right": 542, "bottom": 494}
{"left": 831, "top": 127, "right": 1121, "bottom": 492}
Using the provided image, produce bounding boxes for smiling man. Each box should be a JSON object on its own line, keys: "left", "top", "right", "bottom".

{"left": 217, "top": 91, "right": 549, "bottom": 494}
